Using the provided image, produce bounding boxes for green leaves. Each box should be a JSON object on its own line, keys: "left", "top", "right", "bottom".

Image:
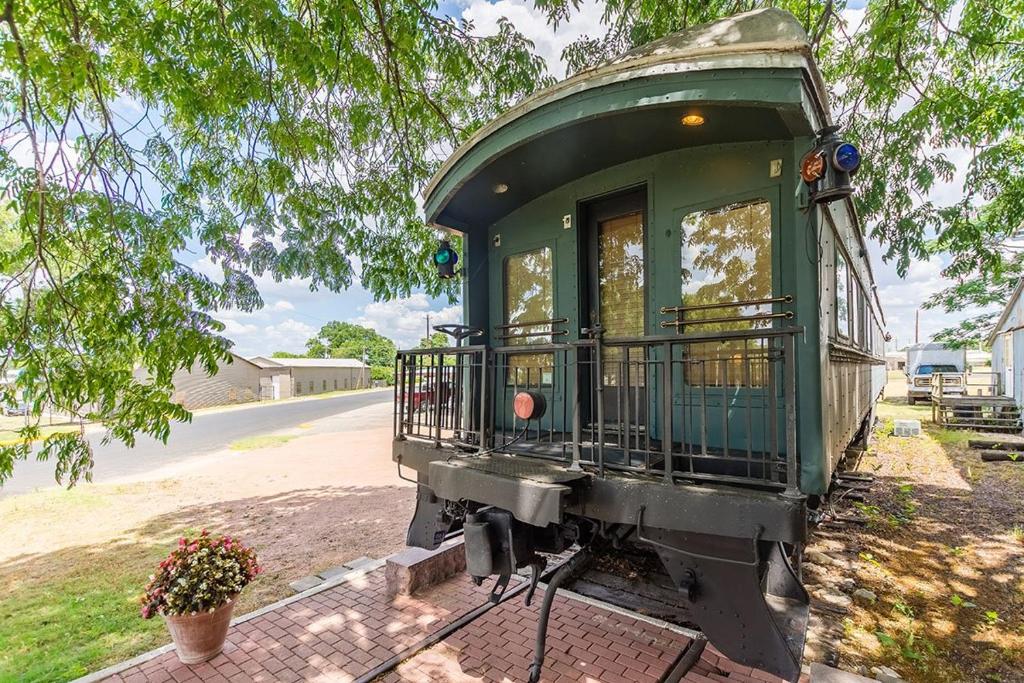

{"left": 0, "top": 0, "right": 549, "bottom": 486}
{"left": 3, "top": 0, "right": 1023, "bottom": 486}
{"left": 305, "top": 321, "right": 397, "bottom": 368}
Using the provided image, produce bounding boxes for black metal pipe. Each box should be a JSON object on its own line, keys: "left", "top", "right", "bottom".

{"left": 353, "top": 550, "right": 578, "bottom": 683}
{"left": 527, "top": 548, "right": 592, "bottom": 683}
{"left": 659, "top": 634, "right": 708, "bottom": 683}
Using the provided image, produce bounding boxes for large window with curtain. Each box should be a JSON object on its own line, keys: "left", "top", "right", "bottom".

{"left": 598, "top": 211, "right": 646, "bottom": 385}
{"left": 504, "top": 247, "right": 554, "bottom": 385}
{"left": 679, "top": 199, "right": 772, "bottom": 387}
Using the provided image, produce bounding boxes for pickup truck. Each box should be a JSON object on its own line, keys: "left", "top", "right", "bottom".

{"left": 907, "top": 364, "right": 965, "bottom": 404}
{"left": 905, "top": 343, "right": 967, "bottom": 404}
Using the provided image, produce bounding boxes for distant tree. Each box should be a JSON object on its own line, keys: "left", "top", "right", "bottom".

{"left": 305, "top": 322, "right": 397, "bottom": 368}
{"left": 270, "top": 351, "right": 305, "bottom": 358}
{"left": 417, "top": 332, "right": 450, "bottom": 348}
{"left": 370, "top": 366, "right": 395, "bottom": 384}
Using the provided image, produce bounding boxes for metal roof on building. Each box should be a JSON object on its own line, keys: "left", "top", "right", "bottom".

{"left": 249, "top": 356, "right": 368, "bottom": 369}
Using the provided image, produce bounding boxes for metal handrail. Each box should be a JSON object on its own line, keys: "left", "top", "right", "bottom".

{"left": 598, "top": 325, "right": 805, "bottom": 347}
{"left": 660, "top": 311, "right": 793, "bottom": 328}
{"left": 395, "top": 326, "right": 803, "bottom": 495}
{"left": 398, "top": 327, "right": 806, "bottom": 356}
{"left": 493, "top": 317, "right": 569, "bottom": 330}
{"left": 397, "top": 344, "right": 487, "bottom": 356}
{"left": 494, "top": 330, "right": 570, "bottom": 341}
{"left": 660, "top": 295, "right": 793, "bottom": 314}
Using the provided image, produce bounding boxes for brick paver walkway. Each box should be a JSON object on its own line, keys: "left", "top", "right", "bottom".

{"left": 102, "top": 567, "right": 794, "bottom": 683}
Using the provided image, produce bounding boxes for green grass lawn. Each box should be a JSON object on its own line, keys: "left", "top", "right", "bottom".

{"left": 0, "top": 423, "right": 79, "bottom": 447}
{"left": 228, "top": 434, "right": 297, "bottom": 451}
{"left": 0, "top": 538, "right": 171, "bottom": 682}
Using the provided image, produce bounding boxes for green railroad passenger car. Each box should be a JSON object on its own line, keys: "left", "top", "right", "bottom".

{"left": 392, "top": 9, "right": 887, "bottom": 681}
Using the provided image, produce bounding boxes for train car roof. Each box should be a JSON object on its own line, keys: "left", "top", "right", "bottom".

{"left": 423, "top": 8, "right": 832, "bottom": 224}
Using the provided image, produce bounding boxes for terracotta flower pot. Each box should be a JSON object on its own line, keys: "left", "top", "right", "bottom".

{"left": 164, "top": 597, "right": 237, "bottom": 664}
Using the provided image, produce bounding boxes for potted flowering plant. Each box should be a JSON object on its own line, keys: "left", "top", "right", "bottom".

{"left": 141, "top": 530, "right": 261, "bottom": 663}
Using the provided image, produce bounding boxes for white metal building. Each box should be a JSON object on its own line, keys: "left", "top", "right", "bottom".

{"left": 150, "top": 353, "right": 267, "bottom": 410}
{"left": 988, "top": 278, "right": 1024, "bottom": 405}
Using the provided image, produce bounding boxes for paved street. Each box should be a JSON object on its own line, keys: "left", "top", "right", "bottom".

{"left": 1, "top": 389, "right": 392, "bottom": 497}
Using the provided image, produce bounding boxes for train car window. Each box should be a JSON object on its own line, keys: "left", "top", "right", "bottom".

{"left": 835, "top": 250, "right": 850, "bottom": 339}
{"left": 504, "top": 247, "right": 554, "bottom": 385}
{"left": 851, "top": 285, "right": 861, "bottom": 347}
{"left": 860, "top": 288, "right": 868, "bottom": 349}
{"left": 679, "top": 199, "right": 772, "bottom": 387}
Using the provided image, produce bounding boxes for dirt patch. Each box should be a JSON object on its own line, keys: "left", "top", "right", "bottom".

{"left": 0, "top": 403, "right": 416, "bottom": 679}
{"left": 804, "top": 399, "right": 1024, "bottom": 682}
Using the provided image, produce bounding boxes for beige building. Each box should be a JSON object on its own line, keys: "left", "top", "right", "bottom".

{"left": 154, "top": 353, "right": 268, "bottom": 410}
{"left": 248, "top": 357, "right": 370, "bottom": 397}
{"left": 138, "top": 355, "right": 370, "bottom": 411}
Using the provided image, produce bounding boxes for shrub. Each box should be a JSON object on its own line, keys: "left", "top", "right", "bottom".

{"left": 141, "top": 531, "right": 260, "bottom": 619}
{"left": 371, "top": 365, "right": 394, "bottom": 384}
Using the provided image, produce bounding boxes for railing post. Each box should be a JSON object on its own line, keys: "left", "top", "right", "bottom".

{"left": 394, "top": 354, "right": 402, "bottom": 439}
{"left": 661, "top": 342, "right": 673, "bottom": 483}
{"left": 433, "top": 351, "right": 443, "bottom": 446}
{"left": 479, "top": 347, "right": 488, "bottom": 448}
{"left": 595, "top": 336, "right": 605, "bottom": 476}
{"left": 570, "top": 345, "right": 583, "bottom": 471}
{"left": 782, "top": 333, "right": 801, "bottom": 499}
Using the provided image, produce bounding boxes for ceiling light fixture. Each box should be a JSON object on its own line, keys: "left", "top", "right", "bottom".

{"left": 680, "top": 114, "right": 705, "bottom": 126}
{"left": 493, "top": 183, "right": 509, "bottom": 194}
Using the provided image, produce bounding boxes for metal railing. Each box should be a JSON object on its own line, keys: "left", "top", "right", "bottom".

{"left": 395, "top": 326, "right": 802, "bottom": 494}
{"left": 394, "top": 345, "right": 488, "bottom": 448}
{"left": 930, "top": 371, "right": 1020, "bottom": 431}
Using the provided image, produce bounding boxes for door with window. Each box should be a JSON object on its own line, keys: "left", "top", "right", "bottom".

{"left": 582, "top": 188, "right": 647, "bottom": 430}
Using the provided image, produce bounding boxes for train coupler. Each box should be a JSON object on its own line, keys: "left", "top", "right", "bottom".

{"left": 638, "top": 510, "right": 809, "bottom": 682}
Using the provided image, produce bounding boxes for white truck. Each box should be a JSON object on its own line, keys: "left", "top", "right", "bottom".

{"left": 905, "top": 343, "right": 967, "bottom": 404}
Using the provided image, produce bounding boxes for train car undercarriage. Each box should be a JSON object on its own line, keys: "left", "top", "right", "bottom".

{"left": 398, "top": 438, "right": 810, "bottom": 682}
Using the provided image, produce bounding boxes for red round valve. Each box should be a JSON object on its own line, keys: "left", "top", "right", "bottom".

{"left": 513, "top": 391, "right": 546, "bottom": 420}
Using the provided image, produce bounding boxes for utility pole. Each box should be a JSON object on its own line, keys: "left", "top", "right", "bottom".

{"left": 915, "top": 309, "right": 919, "bottom": 344}
{"left": 425, "top": 314, "right": 431, "bottom": 343}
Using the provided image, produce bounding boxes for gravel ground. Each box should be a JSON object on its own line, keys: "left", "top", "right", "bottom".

{"left": 802, "top": 396, "right": 1024, "bottom": 683}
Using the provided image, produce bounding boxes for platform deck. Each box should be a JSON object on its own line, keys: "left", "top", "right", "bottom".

{"left": 90, "top": 559, "right": 802, "bottom": 683}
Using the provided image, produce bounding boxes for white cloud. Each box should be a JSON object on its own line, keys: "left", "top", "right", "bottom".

{"left": 4, "top": 137, "right": 82, "bottom": 183}
{"left": 461, "top": 0, "right": 606, "bottom": 78}
{"left": 220, "top": 319, "right": 260, "bottom": 337}
{"left": 258, "top": 319, "right": 316, "bottom": 354}
{"left": 869, "top": 248, "right": 1000, "bottom": 348}
{"left": 190, "top": 254, "right": 323, "bottom": 306}
{"left": 271, "top": 300, "right": 295, "bottom": 311}
{"left": 352, "top": 294, "right": 462, "bottom": 348}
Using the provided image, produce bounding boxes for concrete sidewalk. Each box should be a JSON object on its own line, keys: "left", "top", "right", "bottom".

{"left": 87, "top": 562, "right": 795, "bottom": 683}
